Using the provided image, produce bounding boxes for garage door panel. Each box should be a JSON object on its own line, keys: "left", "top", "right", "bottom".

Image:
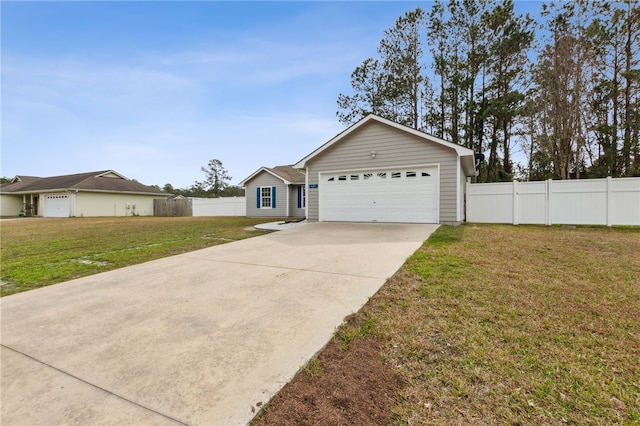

{"left": 320, "top": 166, "right": 438, "bottom": 223}
{"left": 45, "top": 194, "right": 69, "bottom": 218}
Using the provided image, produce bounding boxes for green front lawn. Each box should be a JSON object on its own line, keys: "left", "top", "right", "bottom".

{"left": 372, "top": 224, "right": 640, "bottom": 424}
{"left": 0, "top": 217, "right": 274, "bottom": 296}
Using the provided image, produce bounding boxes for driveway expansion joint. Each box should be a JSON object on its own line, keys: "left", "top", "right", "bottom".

{"left": 188, "top": 257, "right": 386, "bottom": 280}
{"left": 1, "top": 344, "right": 190, "bottom": 426}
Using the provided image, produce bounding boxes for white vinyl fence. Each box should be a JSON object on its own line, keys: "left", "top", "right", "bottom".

{"left": 191, "top": 197, "right": 246, "bottom": 217}
{"left": 466, "top": 177, "right": 640, "bottom": 226}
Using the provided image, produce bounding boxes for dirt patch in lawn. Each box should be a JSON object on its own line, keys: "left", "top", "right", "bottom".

{"left": 252, "top": 315, "right": 404, "bottom": 426}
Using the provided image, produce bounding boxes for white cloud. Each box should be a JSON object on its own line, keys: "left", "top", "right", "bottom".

{"left": 140, "top": 36, "right": 362, "bottom": 91}
{"left": 0, "top": 1, "right": 394, "bottom": 185}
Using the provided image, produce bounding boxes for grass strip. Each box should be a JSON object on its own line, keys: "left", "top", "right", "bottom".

{"left": 0, "top": 216, "right": 274, "bottom": 296}
{"left": 366, "top": 224, "right": 640, "bottom": 424}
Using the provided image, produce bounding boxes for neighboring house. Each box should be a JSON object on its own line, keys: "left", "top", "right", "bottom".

{"left": 0, "top": 170, "right": 167, "bottom": 217}
{"left": 293, "top": 114, "right": 477, "bottom": 224}
{"left": 239, "top": 165, "right": 306, "bottom": 219}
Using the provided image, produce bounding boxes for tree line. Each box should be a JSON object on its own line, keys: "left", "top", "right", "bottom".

{"left": 337, "top": 0, "right": 640, "bottom": 181}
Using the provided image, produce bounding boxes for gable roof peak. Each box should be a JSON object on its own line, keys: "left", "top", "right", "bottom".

{"left": 269, "top": 165, "right": 305, "bottom": 183}
{"left": 293, "top": 114, "right": 476, "bottom": 176}
{"left": 238, "top": 164, "right": 305, "bottom": 186}
{"left": 11, "top": 175, "right": 41, "bottom": 183}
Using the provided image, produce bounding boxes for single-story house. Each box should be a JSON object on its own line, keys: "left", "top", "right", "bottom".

{"left": 240, "top": 115, "right": 477, "bottom": 224}
{"left": 238, "top": 165, "right": 306, "bottom": 218}
{"left": 295, "top": 115, "right": 477, "bottom": 224}
{"left": 242, "top": 114, "right": 477, "bottom": 224}
{"left": 0, "top": 170, "right": 168, "bottom": 217}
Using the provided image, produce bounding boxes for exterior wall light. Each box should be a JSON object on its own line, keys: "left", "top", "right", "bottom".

{"left": 371, "top": 151, "right": 377, "bottom": 159}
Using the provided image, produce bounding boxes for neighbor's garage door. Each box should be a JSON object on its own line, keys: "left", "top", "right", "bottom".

{"left": 44, "top": 194, "right": 69, "bottom": 217}
{"left": 320, "top": 166, "right": 438, "bottom": 223}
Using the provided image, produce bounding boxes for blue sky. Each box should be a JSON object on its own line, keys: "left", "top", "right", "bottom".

{"left": 2, "top": 1, "right": 540, "bottom": 188}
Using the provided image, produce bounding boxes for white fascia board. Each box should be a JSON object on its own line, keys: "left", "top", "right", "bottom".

{"left": 371, "top": 116, "right": 475, "bottom": 156}
{"left": 4, "top": 188, "right": 77, "bottom": 195}
{"left": 238, "top": 167, "right": 290, "bottom": 187}
{"left": 294, "top": 114, "right": 476, "bottom": 171}
{"left": 293, "top": 116, "right": 375, "bottom": 169}
{"left": 3, "top": 188, "right": 166, "bottom": 196}
{"left": 96, "top": 170, "right": 129, "bottom": 180}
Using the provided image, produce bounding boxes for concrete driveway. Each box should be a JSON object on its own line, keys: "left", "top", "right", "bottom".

{"left": 1, "top": 222, "right": 437, "bottom": 425}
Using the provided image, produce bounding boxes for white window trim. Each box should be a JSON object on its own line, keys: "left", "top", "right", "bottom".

{"left": 301, "top": 185, "right": 306, "bottom": 208}
{"left": 259, "top": 186, "right": 272, "bottom": 209}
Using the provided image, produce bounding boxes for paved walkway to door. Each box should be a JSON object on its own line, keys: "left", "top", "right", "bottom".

{"left": 1, "top": 222, "right": 437, "bottom": 425}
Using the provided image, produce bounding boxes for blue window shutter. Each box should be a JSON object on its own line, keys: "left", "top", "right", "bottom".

{"left": 256, "top": 188, "right": 261, "bottom": 209}
{"left": 272, "top": 186, "right": 276, "bottom": 208}
{"left": 297, "top": 186, "right": 302, "bottom": 209}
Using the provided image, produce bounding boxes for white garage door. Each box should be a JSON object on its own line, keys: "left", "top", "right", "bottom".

{"left": 320, "top": 166, "right": 439, "bottom": 223}
{"left": 45, "top": 194, "right": 69, "bottom": 217}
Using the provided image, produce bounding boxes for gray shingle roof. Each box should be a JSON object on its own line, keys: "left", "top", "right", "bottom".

{"left": 0, "top": 170, "right": 167, "bottom": 195}
{"left": 268, "top": 165, "right": 305, "bottom": 184}
{"left": 238, "top": 165, "right": 306, "bottom": 186}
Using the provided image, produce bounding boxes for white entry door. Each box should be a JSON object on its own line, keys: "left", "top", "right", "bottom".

{"left": 320, "top": 166, "right": 439, "bottom": 223}
{"left": 44, "top": 194, "right": 69, "bottom": 217}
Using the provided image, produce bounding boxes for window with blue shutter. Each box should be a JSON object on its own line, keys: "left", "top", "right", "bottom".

{"left": 271, "top": 186, "right": 276, "bottom": 208}
{"left": 259, "top": 187, "right": 272, "bottom": 208}
{"left": 296, "top": 186, "right": 305, "bottom": 209}
{"left": 256, "top": 187, "right": 261, "bottom": 209}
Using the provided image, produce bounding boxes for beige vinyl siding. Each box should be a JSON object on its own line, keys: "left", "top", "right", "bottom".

{"left": 245, "top": 172, "right": 287, "bottom": 217}
{"left": 75, "top": 192, "right": 160, "bottom": 217}
{"left": 306, "top": 121, "right": 460, "bottom": 223}
{"left": 0, "top": 194, "right": 23, "bottom": 216}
